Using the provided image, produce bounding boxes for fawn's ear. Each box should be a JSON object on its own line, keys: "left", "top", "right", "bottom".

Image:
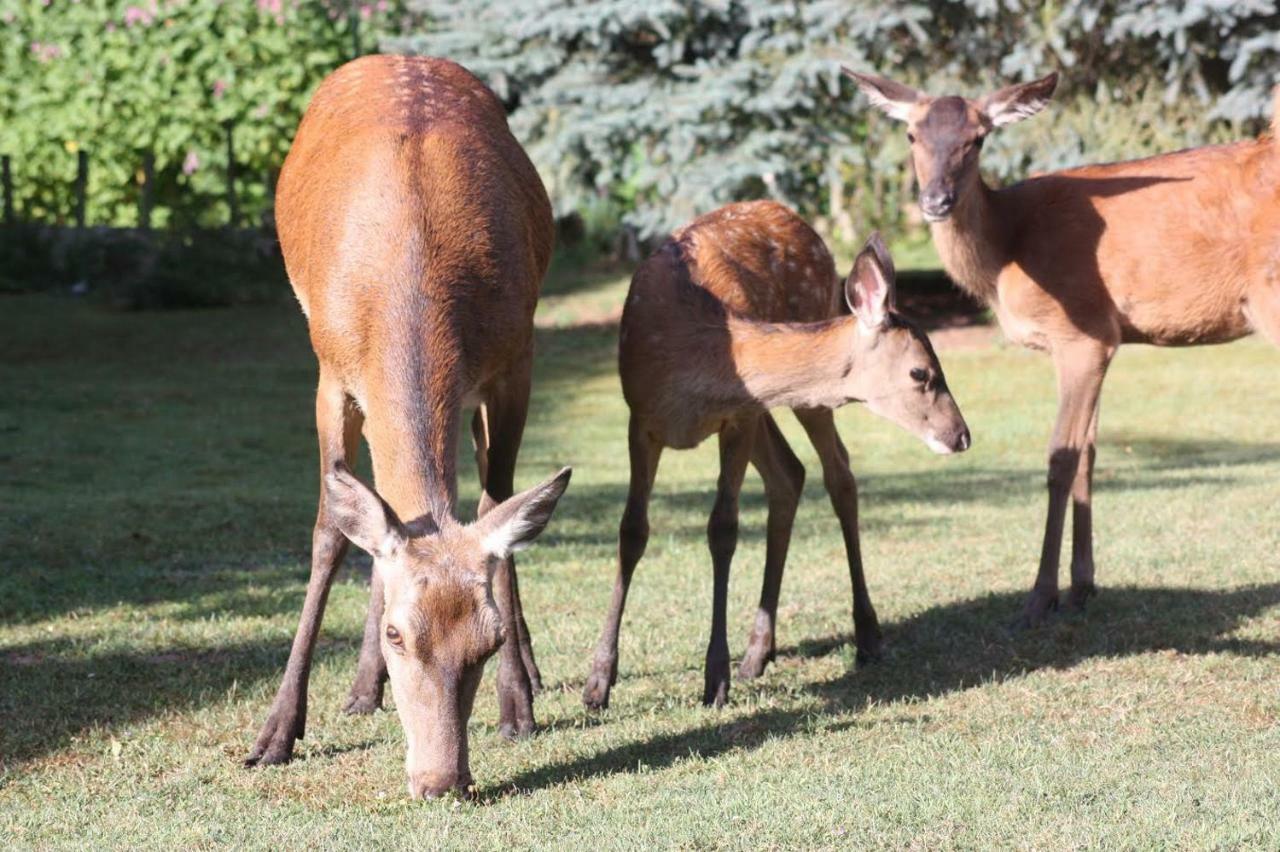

{"left": 476, "top": 467, "right": 572, "bottom": 560}
{"left": 842, "top": 68, "right": 922, "bottom": 122}
{"left": 844, "top": 231, "right": 897, "bottom": 330}
{"left": 325, "top": 461, "right": 406, "bottom": 559}
{"left": 980, "top": 72, "right": 1058, "bottom": 128}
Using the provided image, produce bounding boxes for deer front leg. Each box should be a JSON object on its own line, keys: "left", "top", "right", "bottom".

{"left": 247, "top": 375, "right": 361, "bottom": 766}
{"left": 795, "top": 408, "right": 882, "bottom": 663}
{"left": 1067, "top": 403, "right": 1102, "bottom": 611}
{"left": 739, "top": 413, "right": 804, "bottom": 680}
{"left": 476, "top": 371, "right": 538, "bottom": 739}
{"left": 584, "top": 416, "right": 663, "bottom": 710}
{"left": 704, "top": 421, "right": 755, "bottom": 708}
{"left": 342, "top": 571, "right": 388, "bottom": 714}
{"left": 1021, "top": 341, "right": 1113, "bottom": 628}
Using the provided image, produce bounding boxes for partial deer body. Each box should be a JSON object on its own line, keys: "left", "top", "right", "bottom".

{"left": 244, "top": 55, "right": 568, "bottom": 800}
{"left": 583, "top": 201, "right": 969, "bottom": 710}
{"left": 847, "top": 69, "right": 1280, "bottom": 626}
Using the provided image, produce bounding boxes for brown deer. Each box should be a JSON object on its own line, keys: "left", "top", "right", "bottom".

{"left": 845, "top": 68, "right": 1280, "bottom": 626}
{"left": 582, "top": 201, "right": 970, "bottom": 710}
{"left": 243, "top": 55, "right": 571, "bottom": 800}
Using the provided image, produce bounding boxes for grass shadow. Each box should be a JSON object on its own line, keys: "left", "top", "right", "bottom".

{"left": 486, "top": 582, "right": 1280, "bottom": 798}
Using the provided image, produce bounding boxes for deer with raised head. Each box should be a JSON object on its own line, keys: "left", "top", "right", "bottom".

{"left": 845, "top": 68, "right": 1280, "bottom": 626}
{"left": 582, "top": 201, "right": 970, "bottom": 710}
{"left": 243, "top": 55, "right": 571, "bottom": 800}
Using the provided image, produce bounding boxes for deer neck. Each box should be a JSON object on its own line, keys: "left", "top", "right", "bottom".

{"left": 360, "top": 348, "right": 460, "bottom": 526}
{"left": 727, "top": 316, "right": 861, "bottom": 411}
{"left": 929, "top": 175, "right": 1009, "bottom": 304}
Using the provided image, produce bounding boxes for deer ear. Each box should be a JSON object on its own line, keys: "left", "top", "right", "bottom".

{"left": 476, "top": 467, "right": 572, "bottom": 560}
{"left": 844, "top": 231, "right": 897, "bottom": 330}
{"left": 324, "top": 461, "right": 406, "bottom": 559}
{"left": 842, "top": 68, "right": 922, "bottom": 122}
{"left": 980, "top": 72, "right": 1058, "bottom": 128}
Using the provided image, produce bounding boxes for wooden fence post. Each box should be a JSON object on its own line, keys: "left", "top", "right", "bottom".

{"left": 140, "top": 150, "right": 155, "bottom": 232}
{"left": 74, "top": 149, "right": 88, "bottom": 228}
{"left": 224, "top": 122, "right": 240, "bottom": 228}
{"left": 2, "top": 155, "right": 13, "bottom": 225}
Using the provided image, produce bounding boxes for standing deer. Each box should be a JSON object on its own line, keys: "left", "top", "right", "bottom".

{"left": 243, "top": 55, "right": 571, "bottom": 800}
{"left": 582, "top": 201, "right": 970, "bottom": 710}
{"left": 845, "top": 68, "right": 1280, "bottom": 626}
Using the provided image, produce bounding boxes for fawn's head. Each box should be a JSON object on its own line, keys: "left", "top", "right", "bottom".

{"left": 843, "top": 69, "right": 1058, "bottom": 222}
{"left": 842, "top": 233, "right": 970, "bottom": 454}
{"left": 324, "top": 462, "right": 571, "bottom": 800}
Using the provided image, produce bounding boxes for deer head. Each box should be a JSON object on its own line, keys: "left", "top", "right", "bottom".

{"left": 843, "top": 69, "right": 1058, "bottom": 222}
{"left": 843, "top": 233, "right": 970, "bottom": 454}
{"left": 324, "top": 462, "right": 571, "bottom": 800}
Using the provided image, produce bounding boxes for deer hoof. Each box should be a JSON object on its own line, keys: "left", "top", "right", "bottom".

{"left": 244, "top": 712, "right": 299, "bottom": 768}
{"left": 1014, "top": 588, "right": 1060, "bottom": 630}
{"left": 1065, "top": 582, "right": 1098, "bottom": 612}
{"left": 738, "top": 639, "right": 775, "bottom": 680}
{"left": 342, "top": 690, "right": 382, "bottom": 715}
{"left": 582, "top": 670, "right": 613, "bottom": 711}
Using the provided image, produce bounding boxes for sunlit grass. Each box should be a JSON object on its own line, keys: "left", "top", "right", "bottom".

{"left": 2, "top": 277, "right": 1279, "bottom": 848}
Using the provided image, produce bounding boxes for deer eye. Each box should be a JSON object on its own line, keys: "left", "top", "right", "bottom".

{"left": 910, "top": 368, "right": 929, "bottom": 383}
{"left": 385, "top": 625, "right": 404, "bottom": 647}
{"left": 906, "top": 132, "right": 916, "bottom": 144}
{"left": 974, "top": 136, "right": 985, "bottom": 150}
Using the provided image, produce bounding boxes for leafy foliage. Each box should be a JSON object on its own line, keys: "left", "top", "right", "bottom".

{"left": 392, "top": 0, "right": 1280, "bottom": 244}
{"left": 0, "top": 0, "right": 421, "bottom": 227}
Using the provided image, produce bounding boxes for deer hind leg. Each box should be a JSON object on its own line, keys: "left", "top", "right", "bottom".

{"left": 472, "top": 406, "right": 542, "bottom": 694}
{"left": 703, "top": 418, "right": 756, "bottom": 708}
{"left": 794, "top": 408, "right": 883, "bottom": 664}
{"left": 583, "top": 414, "right": 663, "bottom": 710}
{"left": 739, "top": 413, "right": 804, "bottom": 680}
{"left": 477, "top": 363, "right": 540, "bottom": 740}
{"left": 1021, "top": 340, "right": 1114, "bottom": 628}
{"left": 247, "top": 371, "right": 362, "bottom": 766}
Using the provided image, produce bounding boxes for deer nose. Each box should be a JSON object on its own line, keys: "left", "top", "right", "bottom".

{"left": 920, "top": 187, "right": 956, "bottom": 220}
{"left": 408, "top": 771, "right": 474, "bottom": 801}
{"left": 955, "top": 427, "right": 971, "bottom": 453}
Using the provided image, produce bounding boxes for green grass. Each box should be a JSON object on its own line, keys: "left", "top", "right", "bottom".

{"left": 2, "top": 275, "right": 1280, "bottom": 849}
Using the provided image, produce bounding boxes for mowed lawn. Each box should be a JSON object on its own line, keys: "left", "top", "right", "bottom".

{"left": 3, "top": 264, "right": 1280, "bottom": 848}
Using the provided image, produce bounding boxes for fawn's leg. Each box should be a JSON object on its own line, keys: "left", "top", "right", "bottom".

{"left": 247, "top": 371, "right": 362, "bottom": 766}
{"left": 739, "top": 413, "right": 804, "bottom": 680}
{"left": 583, "top": 415, "right": 663, "bottom": 710}
{"left": 795, "top": 408, "right": 882, "bottom": 663}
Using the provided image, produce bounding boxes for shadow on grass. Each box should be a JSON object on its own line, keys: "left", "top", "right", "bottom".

{"left": 485, "top": 582, "right": 1280, "bottom": 799}
{"left": 0, "top": 634, "right": 361, "bottom": 767}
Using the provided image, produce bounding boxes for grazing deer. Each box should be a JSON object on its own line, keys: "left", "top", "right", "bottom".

{"left": 244, "top": 55, "right": 571, "bottom": 800}
{"left": 845, "top": 68, "right": 1280, "bottom": 626}
{"left": 582, "top": 201, "right": 970, "bottom": 710}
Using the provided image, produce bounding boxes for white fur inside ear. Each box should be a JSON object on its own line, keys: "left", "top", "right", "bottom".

{"left": 481, "top": 520, "right": 536, "bottom": 560}
{"left": 859, "top": 86, "right": 914, "bottom": 122}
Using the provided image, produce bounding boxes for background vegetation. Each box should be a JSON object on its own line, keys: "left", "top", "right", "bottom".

{"left": 3, "top": 1, "right": 1278, "bottom": 244}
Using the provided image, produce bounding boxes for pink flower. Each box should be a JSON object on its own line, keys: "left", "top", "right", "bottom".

{"left": 212, "top": 79, "right": 228, "bottom": 98}
{"left": 359, "top": 4, "right": 372, "bottom": 19}
{"left": 182, "top": 151, "right": 199, "bottom": 175}
{"left": 123, "top": 5, "right": 153, "bottom": 26}
{"left": 376, "top": 0, "right": 388, "bottom": 11}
